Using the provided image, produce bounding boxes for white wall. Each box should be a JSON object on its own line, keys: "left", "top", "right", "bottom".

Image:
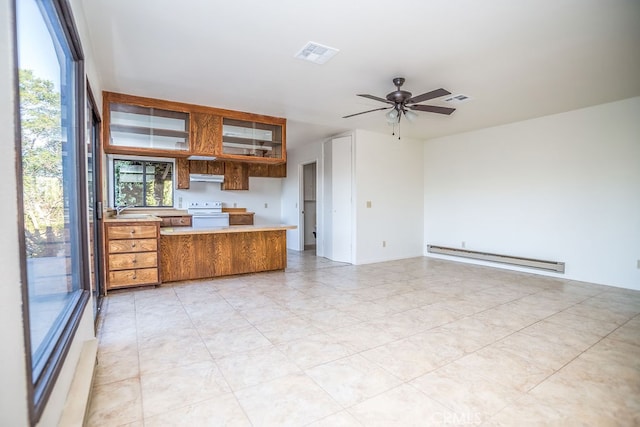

{"left": 282, "top": 140, "right": 324, "bottom": 252}
{"left": 176, "top": 177, "right": 283, "bottom": 225}
{"left": 354, "top": 129, "right": 425, "bottom": 264}
{"left": 424, "top": 97, "right": 640, "bottom": 290}
{"left": 0, "top": 2, "right": 30, "bottom": 425}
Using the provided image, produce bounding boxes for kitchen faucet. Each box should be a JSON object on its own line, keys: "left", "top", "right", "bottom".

{"left": 116, "top": 205, "right": 132, "bottom": 215}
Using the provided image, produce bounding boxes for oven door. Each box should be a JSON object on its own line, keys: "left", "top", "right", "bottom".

{"left": 191, "top": 213, "right": 229, "bottom": 228}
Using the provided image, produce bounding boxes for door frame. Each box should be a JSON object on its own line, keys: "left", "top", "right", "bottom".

{"left": 298, "top": 161, "right": 318, "bottom": 252}
{"left": 86, "top": 80, "right": 104, "bottom": 327}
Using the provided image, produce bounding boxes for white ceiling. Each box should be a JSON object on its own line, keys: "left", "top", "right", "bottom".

{"left": 80, "top": 0, "right": 640, "bottom": 147}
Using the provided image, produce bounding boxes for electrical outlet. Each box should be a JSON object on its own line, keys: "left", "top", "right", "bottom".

{"left": 264, "top": 202, "right": 268, "bottom": 208}
{"left": 461, "top": 241, "right": 466, "bottom": 248}
{"left": 233, "top": 202, "right": 237, "bottom": 208}
{"left": 366, "top": 201, "right": 372, "bottom": 208}
{"left": 637, "top": 259, "right": 640, "bottom": 269}
{"left": 382, "top": 240, "right": 386, "bottom": 248}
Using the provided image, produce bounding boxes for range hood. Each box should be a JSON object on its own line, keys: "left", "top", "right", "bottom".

{"left": 187, "top": 155, "right": 217, "bottom": 161}
{"left": 189, "top": 173, "right": 224, "bottom": 183}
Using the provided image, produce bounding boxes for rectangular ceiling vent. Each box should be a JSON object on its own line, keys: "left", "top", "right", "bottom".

{"left": 295, "top": 41, "right": 339, "bottom": 64}
{"left": 444, "top": 94, "right": 471, "bottom": 104}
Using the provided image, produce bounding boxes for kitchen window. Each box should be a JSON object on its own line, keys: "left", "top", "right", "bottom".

{"left": 15, "top": 0, "right": 89, "bottom": 422}
{"left": 109, "top": 156, "right": 175, "bottom": 208}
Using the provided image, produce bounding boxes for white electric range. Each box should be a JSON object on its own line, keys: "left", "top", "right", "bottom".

{"left": 187, "top": 201, "right": 229, "bottom": 228}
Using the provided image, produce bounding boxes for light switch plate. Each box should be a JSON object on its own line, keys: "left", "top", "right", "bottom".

{"left": 366, "top": 201, "right": 372, "bottom": 208}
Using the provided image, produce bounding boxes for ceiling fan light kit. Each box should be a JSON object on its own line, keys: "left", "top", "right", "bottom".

{"left": 343, "top": 77, "right": 456, "bottom": 138}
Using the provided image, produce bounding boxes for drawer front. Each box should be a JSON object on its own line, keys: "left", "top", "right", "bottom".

{"left": 171, "top": 216, "right": 192, "bottom": 226}
{"left": 109, "top": 268, "right": 158, "bottom": 288}
{"left": 108, "top": 225, "right": 157, "bottom": 239}
{"left": 160, "top": 218, "right": 172, "bottom": 227}
{"left": 109, "top": 252, "right": 157, "bottom": 270}
{"left": 229, "top": 213, "right": 254, "bottom": 225}
{"left": 108, "top": 238, "right": 157, "bottom": 253}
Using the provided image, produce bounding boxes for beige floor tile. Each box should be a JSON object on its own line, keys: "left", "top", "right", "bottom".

{"left": 485, "top": 394, "right": 569, "bottom": 426}
{"left": 348, "top": 383, "right": 453, "bottom": 427}
{"left": 326, "top": 321, "right": 403, "bottom": 352}
{"left": 518, "top": 319, "right": 602, "bottom": 352}
{"left": 215, "top": 346, "right": 302, "bottom": 390}
{"left": 140, "top": 360, "right": 231, "bottom": 418}
{"left": 94, "top": 346, "right": 139, "bottom": 386}
{"left": 201, "top": 325, "right": 272, "bottom": 359}
{"left": 191, "top": 309, "right": 253, "bottom": 333}
{"left": 528, "top": 371, "right": 640, "bottom": 426}
{"left": 545, "top": 310, "right": 620, "bottom": 336}
{"left": 305, "top": 354, "right": 402, "bottom": 406}
{"left": 138, "top": 327, "right": 212, "bottom": 375}
{"left": 361, "top": 330, "right": 466, "bottom": 381}
{"left": 492, "top": 331, "right": 583, "bottom": 371}
{"left": 303, "top": 308, "right": 362, "bottom": 332}
{"left": 91, "top": 253, "right": 640, "bottom": 426}
{"left": 439, "top": 317, "right": 512, "bottom": 352}
{"left": 276, "top": 332, "right": 353, "bottom": 369}
{"left": 237, "top": 304, "right": 295, "bottom": 324}
{"left": 607, "top": 316, "right": 640, "bottom": 346}
{"left": 254, "top": 315, "right": 322, "bottom": 344}
{"left": 235, "top": 372, "right": 340, "bottom": 426}
{"left": 307, "top": 410, "right": 362, "bottom": 426}
{"left": 86, "top": 377, "right": 142, "bottom": 426}
{"left": 410, "top": 364, "right": 522, "bottom": 422}
{"left": 143, "top": 393, "right": 251, "bottom": 426}
{"left": 453, "top": 347, "right": 554, "bottom": 392}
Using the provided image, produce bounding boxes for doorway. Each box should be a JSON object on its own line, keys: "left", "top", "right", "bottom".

{"left": 302, "top": 162, "right": 317, "bottom": 251}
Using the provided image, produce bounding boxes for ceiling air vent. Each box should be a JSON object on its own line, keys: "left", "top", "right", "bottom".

{"left": 294, "top": 42, "right": 339, "bottom": 64}
{"left": 444, "top": 94, "right": 471, "bottom": 104}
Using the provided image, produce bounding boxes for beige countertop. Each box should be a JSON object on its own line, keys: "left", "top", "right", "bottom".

{"left": 103, "top": 209, "right": 190, "bottom": 223}
{"left": 160, "top": 224, "right": 296, "bottom": 236}
{"left": 103, "top": 214, "right": 162, "bottom": 223}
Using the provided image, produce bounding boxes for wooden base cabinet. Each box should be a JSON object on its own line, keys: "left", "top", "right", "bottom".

{"left": 105, "top": 222, "right": 161, "bottom": 291}
{"left": 160, "top": 230, "right": 286, "bottom": 282}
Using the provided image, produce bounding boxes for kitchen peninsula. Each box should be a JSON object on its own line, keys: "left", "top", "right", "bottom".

{"left": 159, "top": 224, "right": 296, "bottom": 282}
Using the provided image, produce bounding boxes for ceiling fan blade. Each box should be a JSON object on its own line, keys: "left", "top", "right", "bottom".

{"left": 407, "top": 88, "right": 451, "bottom": 105}
{"left": 357, "top": 94, "right": 392, "bottom": 104}
{"left": 410, "top": 104, "right": 456, "bottom": 115}
{"left": 342, "top": 106, "right": 391, "bottom": 119}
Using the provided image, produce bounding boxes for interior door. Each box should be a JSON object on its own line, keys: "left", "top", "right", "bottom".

{"left": 331, "top": 136, "right": 353, "bottom": 263}
{"left": 87, "top": 85, "right": 104, "bottom": 323}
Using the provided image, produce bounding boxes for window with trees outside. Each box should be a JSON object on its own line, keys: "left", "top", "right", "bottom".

{"left": 111, "top": 158, "right": 174, "bottom": 208}
{"left": 16, "top": 0, "right": 89, "bottom": 421}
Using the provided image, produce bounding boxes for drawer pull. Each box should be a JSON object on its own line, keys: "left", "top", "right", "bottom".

{"left": 131, "top": 243, "right": 136, "bottom": 248}
{"left": 130, "top": 229, "right": 136, "bottom": 234}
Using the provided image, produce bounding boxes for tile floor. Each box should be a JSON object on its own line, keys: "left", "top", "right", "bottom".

{"left": 87, "top": 251, "right": 640, "bottom": 426}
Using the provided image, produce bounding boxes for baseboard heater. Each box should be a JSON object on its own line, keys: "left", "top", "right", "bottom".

{"left": 427, "top": 245, "right": 565, "bottom": 273}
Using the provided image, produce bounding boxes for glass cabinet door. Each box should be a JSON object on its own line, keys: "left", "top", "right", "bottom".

{"left": 222, "top": 118, "right": 283, "bottom": 160}
{"left": 109, "top": 102, "right": 189, "bottom": 151}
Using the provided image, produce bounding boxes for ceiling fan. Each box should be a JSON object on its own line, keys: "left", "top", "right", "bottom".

{"left": 343, "top": 77, "right": 456, "bottom": 124}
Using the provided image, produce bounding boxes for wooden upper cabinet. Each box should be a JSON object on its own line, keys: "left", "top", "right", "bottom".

{"left": 220, "top": 116, "right": 286, "bottom": 164}
{"left": 222, "top": 161, "right": 249, "bottom": 190}
{"left": 103, "top": 92, "right": 286, "bottom": 163}
{"left": 190, "top": 112, "right": 220, "bottom": 157}
{"left": 103, "top": 92, "right": 191, "bottom": 157}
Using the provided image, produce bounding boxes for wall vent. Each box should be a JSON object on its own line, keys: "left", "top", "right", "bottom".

{"left": 427, "top": 245, "right": 565, "bottom": 273}
{"left": 294, "top": 42, "right": 339, "bottom": 64}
